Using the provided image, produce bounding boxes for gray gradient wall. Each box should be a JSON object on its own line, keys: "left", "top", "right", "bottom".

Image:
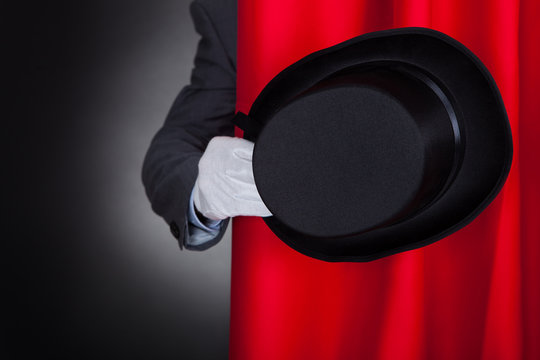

{"left": 6, "top": 1, "right": 231, "bottom": 359}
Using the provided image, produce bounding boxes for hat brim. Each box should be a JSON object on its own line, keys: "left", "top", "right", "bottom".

{"left": 248, "top": 27, "right": 513, "bottom": 262}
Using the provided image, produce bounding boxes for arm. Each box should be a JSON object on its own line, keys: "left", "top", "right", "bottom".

{"left": 142, "top": 0, "right": 235, "bottom": 250}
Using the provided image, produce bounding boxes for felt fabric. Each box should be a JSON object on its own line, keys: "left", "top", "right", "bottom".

{"left": 231, "top": 0, "right": 540, "bottom": 359}
{"left": 242, "top": 28, "right": 512, "bottom": 261}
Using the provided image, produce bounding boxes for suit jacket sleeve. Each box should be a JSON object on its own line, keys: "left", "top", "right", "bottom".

{"left": 142, "top": 0, "right": 236, "bottom": 250}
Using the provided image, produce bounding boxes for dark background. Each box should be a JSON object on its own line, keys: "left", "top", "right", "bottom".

{"left": 5, "top": 1, "right": 232, "bottom": 359}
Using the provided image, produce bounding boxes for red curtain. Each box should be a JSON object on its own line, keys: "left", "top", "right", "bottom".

{"left": 231, "top": 0, "right": 540, "bottom": 359}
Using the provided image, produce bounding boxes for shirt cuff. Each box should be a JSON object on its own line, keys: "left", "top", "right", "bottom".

{"left": 188, "top": 187, "right": 223, "bottom": 231}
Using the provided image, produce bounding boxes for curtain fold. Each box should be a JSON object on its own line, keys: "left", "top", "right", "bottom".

{"left": 232, "top": 1, "right": 539, "bottom": 358}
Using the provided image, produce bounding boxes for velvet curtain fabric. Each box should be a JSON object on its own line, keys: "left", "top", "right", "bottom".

{"left": 231, "top": 0, "right": 539, "bottom": 359}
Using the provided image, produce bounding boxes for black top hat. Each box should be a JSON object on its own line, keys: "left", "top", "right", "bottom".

{"left": 232, "top": 27, "right": 512, "bottom": 262}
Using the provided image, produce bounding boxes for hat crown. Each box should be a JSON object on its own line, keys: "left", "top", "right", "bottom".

{"left": 254, "top": 64, "right": 463, "bottom": 237}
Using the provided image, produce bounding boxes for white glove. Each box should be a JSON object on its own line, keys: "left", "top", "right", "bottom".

{"left": 192, "top": 136, "right": 272, "bottom": 220}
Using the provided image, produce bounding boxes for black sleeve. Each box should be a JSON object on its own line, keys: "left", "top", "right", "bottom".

{"left": 141, "top": 0, "right": 236, "bottom": 250}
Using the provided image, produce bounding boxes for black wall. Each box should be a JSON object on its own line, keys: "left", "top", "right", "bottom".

{"left": 5, "top": 1, "right": 231, "bottom": 359}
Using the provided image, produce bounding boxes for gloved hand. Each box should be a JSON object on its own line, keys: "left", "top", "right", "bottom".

{"left": 192, "top": 136, "right": 273, "bottom": 220}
